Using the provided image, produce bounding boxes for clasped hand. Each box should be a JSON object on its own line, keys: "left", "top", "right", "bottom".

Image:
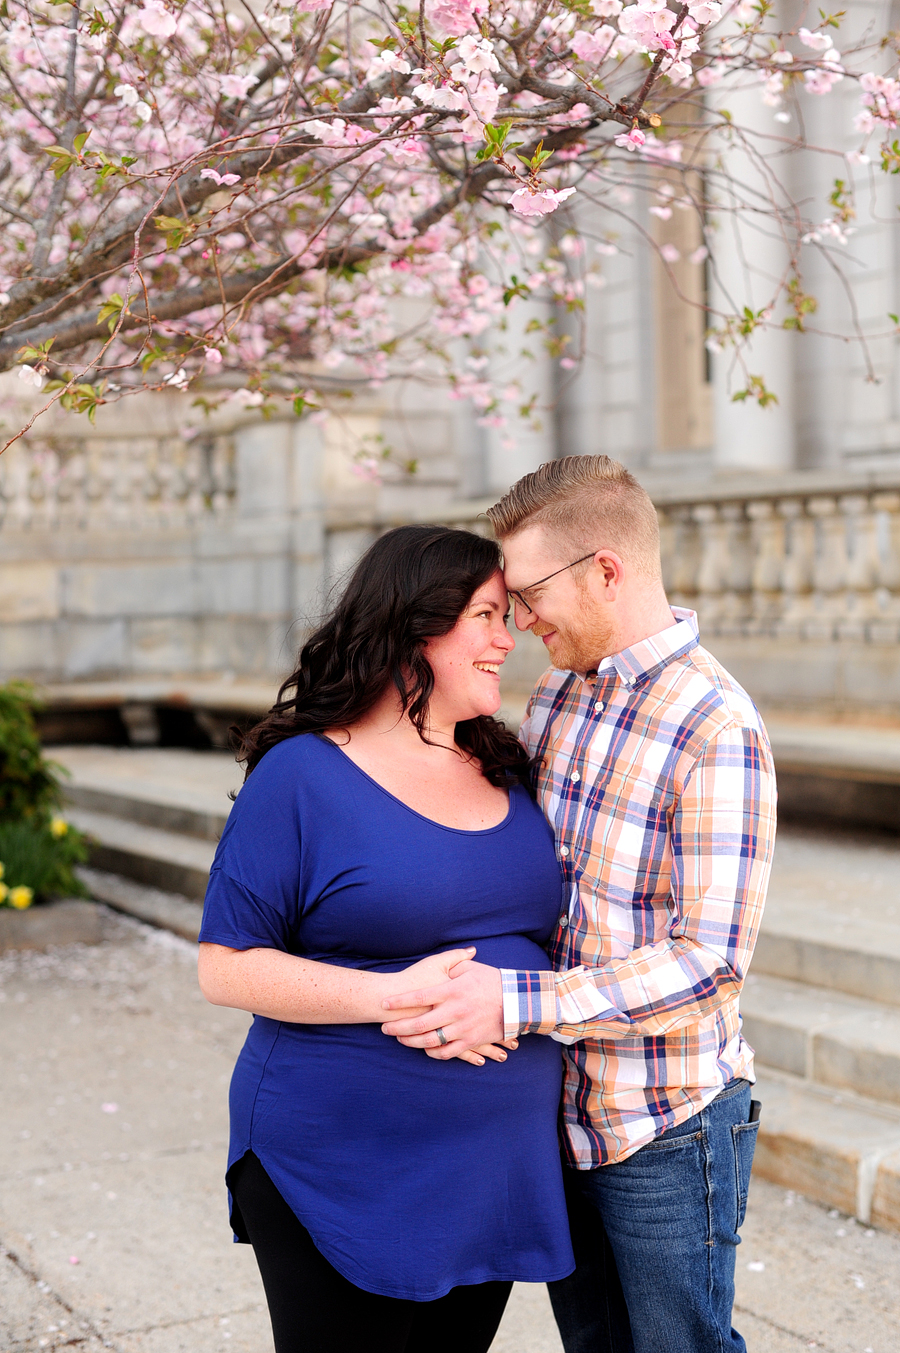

{"left": 381, "top": 951, "right": 510, "bottom": 1067}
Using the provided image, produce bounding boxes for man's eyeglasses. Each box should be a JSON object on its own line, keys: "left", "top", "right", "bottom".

{"left": 507, "top": 552, "right": 599, "bottom": 615}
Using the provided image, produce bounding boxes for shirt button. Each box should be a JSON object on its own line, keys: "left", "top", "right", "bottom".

{"left": 559, "top": 846, "right": 569, "bottom": 858}
{"left": 594, "top": 701, "right": 605, "bottom": 712}
{"left": 571, "top": 772, "right": 580, "bottom": 783}
{"left": 559, "top": 915, "right": 569, "bottom": 929}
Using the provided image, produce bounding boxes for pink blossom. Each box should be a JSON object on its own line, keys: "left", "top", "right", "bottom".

{"left": 457, "top": 35, "right": 499, "bottom": 73}
{"left": 428, "top": 0, "right": 476, "bottom": 37}
{"left": 204, "top": 347, "right": 223, "bottom": 363}
{"left": 591, "top": 0, "right": 622, "bottom": 13}
{"left": 804, "top": 66, "right": 843, "bottom": 97}
{"left": 219, "top": 73, "right": 259, "bottom": 100}
{"left": 798, "top": 27, "right": 833, "bottom": 53}
{"left": 351, "top": 456, "right": 382, "bottom": 481}
{"left": 659, "top": 242, "right": 680, "bottom": 263}
{"left": 687, "top": 0, "right": 721, "bottom": 23}
{"left": 571, "top": 28, "right": 617, "bottom": 64}
{"left": 69, "top": 1256, "right": 80, "bottom": 1265}
{"left": 639, "top": 137, "right": 682, "bottom": 162}
{"left": 136, "top": 1, "right": 177, "bottom": 39}
{"left": 509, "top": 185, "right": 577, "bottom": 216}
{"left": 857, "top": 71, "right": 900, "bottom": 130}
{"left": 200, "top": 168, "right": 241, "bottom": 186}
{"left": 689, "top": 245, "right": 709, "bottom": 264}
{"left": 615, "top": 126, "right": 646, "bottom": 151}
{"left": 372, "top": 49, "right": 411, "bottom": 75}
{"left": 697, "top": 61, "right": 726, "bottom": 87}
{"left": 389, "top": 137, "right": 426, "bottom": 164}
{"left": 300, "top": 0, "right": 334, "bottom": 9}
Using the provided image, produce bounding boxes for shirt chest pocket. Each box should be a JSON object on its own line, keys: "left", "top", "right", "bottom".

{"left": 582, "top": 758, "right": 672, "bottom": 819}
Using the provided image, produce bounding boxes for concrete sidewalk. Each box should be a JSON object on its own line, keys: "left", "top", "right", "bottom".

{"left": 2, "top": 918, "right": 900, "bottom": 1353}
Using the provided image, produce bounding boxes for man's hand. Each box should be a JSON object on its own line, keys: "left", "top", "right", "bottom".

{"left": 381, "top": 957, "right": 505, "bottom": 1060}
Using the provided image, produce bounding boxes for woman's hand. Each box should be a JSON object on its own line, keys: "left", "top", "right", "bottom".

{"left": 453, "top": 1037, "right": 519, "bottom": 1068}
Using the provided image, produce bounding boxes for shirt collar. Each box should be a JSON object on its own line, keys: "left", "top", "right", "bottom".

{"left": 576, "top": 607, "right": 699, "bottom": 689}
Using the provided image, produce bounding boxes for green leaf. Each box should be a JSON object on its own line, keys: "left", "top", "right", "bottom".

{"left": 43, "top": 145, "right": 77, "bottom": 179}
{"left": 73, "top": 130, "right": 91, "bottom": 154}
{"left": 97, "top": 292, "right": 126, "bottom": 333}
{"left": 154, "top": 214, "right": 194, "bottom": 249}
{"left": 16, "top": 338, "right": 54, "bottom": 363}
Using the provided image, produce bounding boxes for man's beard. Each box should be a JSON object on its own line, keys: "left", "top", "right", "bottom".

{"left": 534, "top": 600, "right": 615, "bottom": 673}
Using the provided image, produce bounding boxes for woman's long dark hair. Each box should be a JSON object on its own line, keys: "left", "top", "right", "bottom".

{"left": 235, "top": 524, "right": 532, "bottom": 789}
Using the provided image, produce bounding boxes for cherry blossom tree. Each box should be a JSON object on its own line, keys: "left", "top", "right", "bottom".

{"left": 0, "top": 0, "right": 898, "bottom": 452}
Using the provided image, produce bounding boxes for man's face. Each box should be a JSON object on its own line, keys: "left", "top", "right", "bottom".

{"left": 501, "top": 526, "right": 616, "bottom": 672}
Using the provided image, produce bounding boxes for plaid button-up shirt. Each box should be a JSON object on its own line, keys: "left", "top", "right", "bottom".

{"left": 500, "top": 609, "right": 776, "bottom": 1168}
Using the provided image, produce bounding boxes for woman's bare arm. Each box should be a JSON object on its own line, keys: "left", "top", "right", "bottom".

{"left": 198, "top": 943, "right": 475, "bottom": 1025}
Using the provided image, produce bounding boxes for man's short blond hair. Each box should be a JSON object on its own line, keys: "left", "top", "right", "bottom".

{"left": 486, "top": 455, "right": 662, "bottom": 579}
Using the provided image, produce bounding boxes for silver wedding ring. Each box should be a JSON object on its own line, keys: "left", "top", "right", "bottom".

{"left": 435, "top": 1027, "right": 449, "bottom": 1046}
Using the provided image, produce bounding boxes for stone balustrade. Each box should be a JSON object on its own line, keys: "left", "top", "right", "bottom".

{"left": 0, "top": 435, "right": 236, "bottom": 532}
{"left": 2, "top": 425, "right": 900, "bottom": 716}
{"left": 652, "top": 472, "right": 900, "bottom": 647}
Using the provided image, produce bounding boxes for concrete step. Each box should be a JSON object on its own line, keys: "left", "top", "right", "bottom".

{"left": 78, "top": 866, "right": 203, "bottom": 942}
{"left": 53, "top": 744, "right": 239, "bottom": 840}
{"left": 742, "top": 973, "right": 900, "bottom": 1106}
{"left": 756, "top": 823, "right": 900, "bottom": 1006}
{"left": 753, "top": 1070, "right": 900, "bottom": 1232}
{"left": 66, "top": 806, "right": 215, "bottom": 900}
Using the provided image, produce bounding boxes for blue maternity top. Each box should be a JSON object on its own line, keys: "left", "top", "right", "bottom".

{"left": 199, "top": 733, "right": 574, "bottom": 1300}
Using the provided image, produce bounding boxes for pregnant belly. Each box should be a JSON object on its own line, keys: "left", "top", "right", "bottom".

{"left": 299, "top": 931, "right": 555, "bottom": 976}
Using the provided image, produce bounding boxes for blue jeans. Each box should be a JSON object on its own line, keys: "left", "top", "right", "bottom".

{"left": 547, "top": 1079, "right": 759, "bottom": 1353}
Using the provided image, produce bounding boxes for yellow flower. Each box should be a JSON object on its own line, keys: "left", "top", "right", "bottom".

{"left": 50, "top": 817, "right": 69, "bottom": 838}
{"left": 9, "top": 886, "right": 34, "bottom": 910}
{"left": 0, "top": 882, "right": 8, "bottom": 903}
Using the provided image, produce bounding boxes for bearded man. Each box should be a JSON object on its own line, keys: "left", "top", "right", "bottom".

{"left": 384, "top": 454, "right": 776, "bottom": 1353}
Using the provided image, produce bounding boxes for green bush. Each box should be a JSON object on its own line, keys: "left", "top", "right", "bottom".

{"left": 0, "top": 681, "right": 63, "bottom": 822}
{"left": 0, "top": 681, "right": 90, "bottom": 907}
{"left": 0, "top": 820, "right": 89, "bottom": 906}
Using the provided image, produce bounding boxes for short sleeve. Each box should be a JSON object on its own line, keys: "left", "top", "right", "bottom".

{"left": 199, "top": 868, "right": 293, "bottom": 951}
{"left": 198, "top": 739, "right": 305, "bottom": 951}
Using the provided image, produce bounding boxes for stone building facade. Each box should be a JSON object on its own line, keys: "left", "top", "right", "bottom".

{"left": 2, "top": 0, "right": 900, "bottom": 724}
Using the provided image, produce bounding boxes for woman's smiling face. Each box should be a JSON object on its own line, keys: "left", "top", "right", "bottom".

{"left": 423, "top": 571, "right": 515, "bottom": 725}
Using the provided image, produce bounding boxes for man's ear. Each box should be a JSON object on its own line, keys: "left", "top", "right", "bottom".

{"left": 593, "top": 550, "right": 626, "bottom": 598}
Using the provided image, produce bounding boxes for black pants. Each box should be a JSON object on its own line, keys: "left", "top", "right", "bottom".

{"left": 230, "top": 1152, "right": 512, "bottom": 1353}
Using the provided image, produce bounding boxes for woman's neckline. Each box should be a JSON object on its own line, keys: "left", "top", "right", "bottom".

{"left": 315, "top": 734, "right": 516, "bottom": 836}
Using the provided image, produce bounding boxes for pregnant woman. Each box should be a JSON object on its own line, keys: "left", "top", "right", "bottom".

{"left": 198, "top": 524, "right": 574, "bottom": 1353}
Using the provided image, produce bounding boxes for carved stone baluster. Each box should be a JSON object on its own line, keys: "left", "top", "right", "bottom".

{"left": 210, "top": 436, "right": 235, "bottom": 514}
{"left": 156, "top": 443, "right": 177, "bottom": 527}
{"left": 776, "top": 499, "right": 815, "bottom": 634}
{"left": 662, "top": 505, "right": 700, "bottom": 608}
{"left": 658, "top": 506, "right": 677, "bottom": 594}
{"left": 838, "top": 494, "right": 880, "bottom": 639}
{"left": 166, "top": 440, "right": 189, "bottom": 527}
{"left": 693, "top": 503, "right": 731, "bottom": 634}
{"left": 719, "top": 503, "right": 752, "bottom": 634}
{"left": 184, "top": 440, "right": 205, "bottom": 521}
{"left": 84, "top": 441, "right": 110, "bottom": 530}
{"left": 746, "top": 500, "right": 785, "bottom": 634}
{"left": 28, "top": 444, "right": 50, "bottom": 529}
{"left": 58, "top": 450, "right": 87, "bottom": 528}
{"left": 37, "top": 447, "right": 61, "bottom": 529}
{"left": 804, "top": 497, "right": 846, "bottom": 639}
{"left": 871, "top": 491, "right": 900, "bottom": 639}
{"left": 6, "top": 444, "right": 34, "bottom": 529}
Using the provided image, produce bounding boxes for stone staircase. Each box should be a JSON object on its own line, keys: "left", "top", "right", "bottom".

{"left": 51, "top": 745, "right": 900, "bottom": 1234}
